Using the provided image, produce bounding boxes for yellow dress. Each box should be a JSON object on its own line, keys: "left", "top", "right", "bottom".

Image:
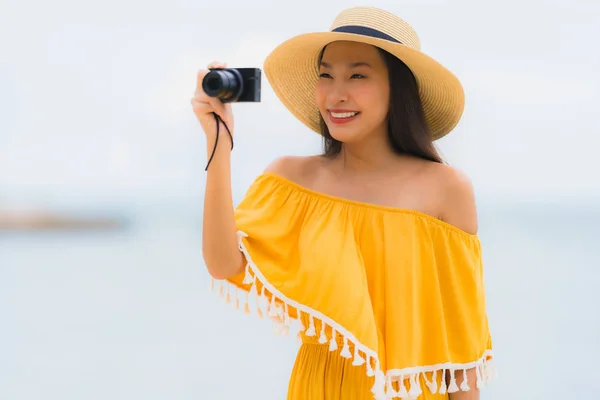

{"left": 214, "top": 172, "right": 495, "bottom": 400}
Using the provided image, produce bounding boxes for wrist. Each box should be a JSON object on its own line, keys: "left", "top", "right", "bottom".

{"left": 206, "top": 133, "right": 233, "bottom": 156}
{"left": 205, "top": 132, "right": 233, "bottom": 172}
{"left": 204, "top": 115, "right": 234, "bottom": 171}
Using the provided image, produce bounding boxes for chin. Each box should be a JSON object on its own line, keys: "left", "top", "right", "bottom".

{"left": 327, "top": 124, "right": 368, "bottom": 144}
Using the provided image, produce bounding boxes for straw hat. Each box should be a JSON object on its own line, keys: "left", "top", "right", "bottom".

{"left": 263, "top": 6, "right": 464, "bottom": 140}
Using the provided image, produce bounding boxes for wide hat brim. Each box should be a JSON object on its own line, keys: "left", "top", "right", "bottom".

{"left": 263, "top": 31, "right": 465, "bottom": 141}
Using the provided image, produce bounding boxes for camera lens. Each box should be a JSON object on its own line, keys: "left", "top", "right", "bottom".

{"left": 202, "top": 69, "right": 244, "bottom": 102}
{"left": 204, "top": 75, "right": 222, "bottom": 93}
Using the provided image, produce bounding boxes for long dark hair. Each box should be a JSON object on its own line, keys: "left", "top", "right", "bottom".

{"left": 319, "top": 46, "right": 444, "bottom": 164}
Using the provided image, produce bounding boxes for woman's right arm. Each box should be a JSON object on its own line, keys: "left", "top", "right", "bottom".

{"left": 191, "top": 61, "right": 245, "bottom": 280}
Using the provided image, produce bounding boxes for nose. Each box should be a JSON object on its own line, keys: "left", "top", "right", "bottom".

{"left": 327, "top": 81, "right": 348, "bottom": 104}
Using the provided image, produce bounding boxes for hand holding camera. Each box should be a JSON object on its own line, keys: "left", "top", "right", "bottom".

{"left": 191, "top": 61, "right": 235, "bottom": 141}
{"left": 191, "top": 61, "right": 261, "bottom": 170}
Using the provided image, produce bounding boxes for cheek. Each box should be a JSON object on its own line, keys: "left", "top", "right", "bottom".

{"left": 355, "top": 84, "right": 389, "bottom": 118}
{"left": 315, "top": 81, "right": 327, "bottom": 110}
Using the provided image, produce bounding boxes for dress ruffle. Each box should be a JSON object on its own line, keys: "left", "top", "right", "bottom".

{"left": 211, "top": 172, "right": 496, "bottom": 399}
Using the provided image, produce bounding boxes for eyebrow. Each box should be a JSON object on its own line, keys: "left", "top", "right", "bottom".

{"left": 320, "top": 61, "right": 372, "bottom": 68}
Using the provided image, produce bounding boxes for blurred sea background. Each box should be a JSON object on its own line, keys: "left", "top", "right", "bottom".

{"left": 1, "top": 0, "right": 599, "bottom": 399}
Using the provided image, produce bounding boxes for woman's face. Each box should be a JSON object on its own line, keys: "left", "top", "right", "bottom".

{"left": 316, "top": 41, "right": 390, "bottom": 144}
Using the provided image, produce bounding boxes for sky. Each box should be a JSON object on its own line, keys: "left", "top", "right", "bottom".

{"left": 1, "top": 0, "right": 599, "bottom": 211}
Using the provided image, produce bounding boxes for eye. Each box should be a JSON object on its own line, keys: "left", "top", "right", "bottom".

{"left": 319, "top": 73, "right": 332, "bottom": 79}
{"left": 351, "top": 74, "right": 365, "bottom": 79}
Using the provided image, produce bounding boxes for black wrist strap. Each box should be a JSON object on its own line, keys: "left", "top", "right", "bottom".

{"left": 205, "top": 112, "right": 234, "bottom": 171}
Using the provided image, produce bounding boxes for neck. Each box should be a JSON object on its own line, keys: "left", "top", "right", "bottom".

{"left": 331, "top": 128, "right": 401, "bottom": 175}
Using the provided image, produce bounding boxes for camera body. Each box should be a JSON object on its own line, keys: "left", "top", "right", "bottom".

{"left": 202, "top": 67, "right": 261, "bottom": 103}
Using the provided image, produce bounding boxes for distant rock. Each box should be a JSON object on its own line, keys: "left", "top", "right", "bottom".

{"left": 0, "top": 210, "right": 124, "bottom": 231}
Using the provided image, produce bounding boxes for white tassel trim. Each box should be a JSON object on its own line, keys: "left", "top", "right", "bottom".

{"left": 340, "top": 336, "right": 352, "bottom": 358}
{"left": 305, "top": 314, "right": 316, "bottom": 336}
{"left": 318, "top": 321, "right": 328, "bottom": 344}
{"left": 210, "top": 230, "right": 497, "bottom": 400}
{"left": 329, "top": 328, "right": 338, "bottom": 351}
{"left": 383, "top": 352, "right": 496, "bottom": 398}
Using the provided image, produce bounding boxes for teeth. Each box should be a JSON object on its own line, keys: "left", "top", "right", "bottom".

{"left": 330, "top": 111, "right": 358, "bottom": 118}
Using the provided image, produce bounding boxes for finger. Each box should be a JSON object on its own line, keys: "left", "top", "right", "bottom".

{"left": 206, "top": 96, "right": 228, "bottom": 118}
{"left": 193, "top": 85, "right": 211, "bottom": 100}
{"left": 193, "top": 81, "right": 218, "bottom": 102}
{"left": 190, "top": 96, "right": 210, "bottom": 106}
{"left": 190, "top": 98, "right": 213, "bottom": 113}
{"left": 207, "top": 60, "right": 227, "bottom": 69}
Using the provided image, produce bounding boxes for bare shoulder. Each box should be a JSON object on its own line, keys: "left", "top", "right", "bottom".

{"left": 430, "top": 163, "right": 478, "bottom": 235}
{"left": 264, "top": 155, "right": 323, "bottom": 185}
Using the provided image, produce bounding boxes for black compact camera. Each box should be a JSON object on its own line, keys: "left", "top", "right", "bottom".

{"left": 202, "top": 68, "right": 261, "bottom": 103}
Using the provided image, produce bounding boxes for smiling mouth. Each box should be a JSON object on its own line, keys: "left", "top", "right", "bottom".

{"left": 328, "top": 110, "right": 360, "bottom": 124}
{"left": 329, "top": 111, "right": 359, "bottom": 118}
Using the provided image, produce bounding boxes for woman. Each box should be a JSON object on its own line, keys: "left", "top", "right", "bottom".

{"left": 191, "top": 6, "right": 495, "bottom": 400}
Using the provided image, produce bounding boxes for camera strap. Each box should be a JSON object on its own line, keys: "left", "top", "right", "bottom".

{"left": 205, "top": 112, "right": 234, "bottom": 171}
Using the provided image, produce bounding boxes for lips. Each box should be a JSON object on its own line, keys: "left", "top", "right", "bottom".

{"left": 328, "top": 109, "right": 360, "bottom": 124}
